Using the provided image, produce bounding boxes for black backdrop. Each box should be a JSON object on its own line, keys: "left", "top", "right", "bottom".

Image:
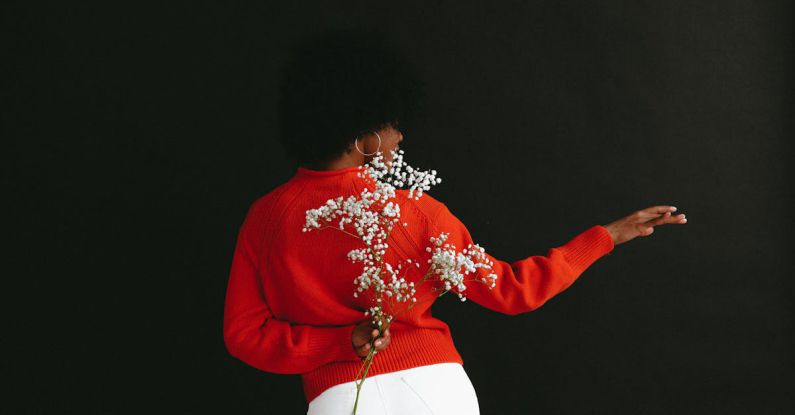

{"left": 6, "top": 1, "right": 793, "bottom": 413}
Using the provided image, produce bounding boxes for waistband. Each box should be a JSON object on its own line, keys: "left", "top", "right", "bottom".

{"left": 301, "top": 324, "right": 464, "bottom": 404}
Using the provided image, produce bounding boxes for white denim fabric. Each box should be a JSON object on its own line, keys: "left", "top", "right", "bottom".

{"left": 306, "top": 362, "right": 480, "bottom": 415}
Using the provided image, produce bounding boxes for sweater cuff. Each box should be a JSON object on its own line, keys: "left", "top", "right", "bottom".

{"left": 558, "top": 225, "right": 615, "bottom": 276}
{"left": 309, "top": 324, "right": 362, "bottom": 363}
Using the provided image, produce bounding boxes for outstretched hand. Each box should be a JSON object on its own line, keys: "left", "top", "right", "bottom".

{"left": 351, "top": 319, "right": 391, "bottom": 359}
{"left": 603, "top": 205, "right": 687, "bottom": 245}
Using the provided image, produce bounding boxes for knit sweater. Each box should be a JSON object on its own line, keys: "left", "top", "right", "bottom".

{"left": 222, "top": 165, "right": 615, "bottom": 404}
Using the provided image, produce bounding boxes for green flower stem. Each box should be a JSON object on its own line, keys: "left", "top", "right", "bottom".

{"left": 352, "top": 323, "right": 383, "bottom": 415}
{"left": 351, "top": 290, "right": 450, "bottom": 415}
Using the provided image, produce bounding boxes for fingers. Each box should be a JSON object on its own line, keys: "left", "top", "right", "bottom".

{"left": 638, "top": 206, "right": 689, "bottom": 222}
{"left": 635, "top": 205, "right": 675, "bottom": 220}
{"left": 647, "top": 205, "right": 677, "bottom": 214}
{"left": 668, "top": 213, "right": 687, "bottom": 224}
{"left": 358, "top": 328, "right": 378, "bottom": 351}
{"left": 369, "top": 328, "right": 391, "bottom": 351}
{"left": 355, "top": 332, "right": 377, "bottom": 356}
{"left": 636, "top": 210, "right": 687, "bottom": 239}
{"left": 353, "top": 337, "right": 369, "bottom": 358}
{"left": 355, "top": 327, "right": 392, "bottom": 357}
{"left": 374, "top": 328, "right": 391, "bottom": 351}
{"left": 645, "top": 211, "right": 687, "bottom": 227}
{"left": 643, "top": 211, "right": 669, "bottom": 227}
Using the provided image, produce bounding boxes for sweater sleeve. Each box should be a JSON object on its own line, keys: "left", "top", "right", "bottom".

{"left": 430, "top": 204, "right": 615, "bottom": 316}
{"left": 223, "top": 206, "right": 362, "bottom": 374}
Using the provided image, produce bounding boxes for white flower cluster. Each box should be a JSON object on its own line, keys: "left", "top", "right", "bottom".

{"left": 363, "top": 305, "right": 393, "bottom": 327}
{"left": 361, "top": 149, "right": 442, "bottom": 200}
{"left": 425, "top": 232, "right": 498, "bottom": 301}
{"left": 383, "top": 262, "right": 417, "bottom": 302}
{"left": 303, "top": 148, "right": 495, "bottom": 325}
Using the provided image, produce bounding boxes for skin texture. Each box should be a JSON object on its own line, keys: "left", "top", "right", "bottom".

{"left": 352, "top": 320, "right": 391, "bottom": 359}
{"left": 306, "top": 125, "right": 403, "bottom": 171}
{"left": 320, "top": 127, "right": 687, "bottom": 357}
{"left": 602, "top": 206, "right": 687, "bottom": 245}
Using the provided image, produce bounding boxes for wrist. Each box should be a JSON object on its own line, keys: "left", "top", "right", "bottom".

{"left": 601, "top": 224, "right": 617, "bottom": 244}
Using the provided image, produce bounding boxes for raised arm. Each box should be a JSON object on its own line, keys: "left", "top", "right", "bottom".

{"left": 222, "top": 207, "right": 362, "bottom": 374}
{"left": 430, "top": 204, "right": 615, "bottom": 316}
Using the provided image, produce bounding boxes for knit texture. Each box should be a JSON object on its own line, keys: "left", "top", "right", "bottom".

{"left": 223, "top": 165, "right": 615, "bottom": 404}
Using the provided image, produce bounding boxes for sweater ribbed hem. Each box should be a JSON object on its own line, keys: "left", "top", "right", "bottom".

{"left": 306, "top": 324, "right": 362, "bottom": 362}
{"left": 559, "top": 225, "right": 615, "bottom": 276}
{"left": 301, "top": 323, "right": 464, "bottom": 404}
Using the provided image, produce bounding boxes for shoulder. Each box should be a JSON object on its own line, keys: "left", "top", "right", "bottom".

{"left": 394, "top": 189, "right": 447, "bottom": 222}
{"left": 240, "top": 181, "right": 294, "bottom": 226}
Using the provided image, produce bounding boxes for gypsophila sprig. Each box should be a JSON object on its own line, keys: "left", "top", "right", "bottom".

{"left": 426, "top": 233, "right": 498, "bottom": 301}
{"left": 362, "top": 149, "right": 442, "bottom": 200}
{"left": 301, "top": 148, "right": 497, "bottom": 415}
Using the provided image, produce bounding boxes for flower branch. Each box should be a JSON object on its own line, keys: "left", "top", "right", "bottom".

{"left": 302, "top": 149, "right": 497, "bottom": 415}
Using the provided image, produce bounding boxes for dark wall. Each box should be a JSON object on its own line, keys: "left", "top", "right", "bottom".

{"left": 7, "top": 1, "right": 792, "bottom": 413}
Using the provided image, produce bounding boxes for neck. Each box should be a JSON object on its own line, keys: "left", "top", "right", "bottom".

{"left": 302, "top": 150, "right": 366, "bottom": 171}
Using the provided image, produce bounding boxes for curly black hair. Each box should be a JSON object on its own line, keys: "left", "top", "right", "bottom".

{"left": 277, "top": 26, "right": 426, "bottom": 167}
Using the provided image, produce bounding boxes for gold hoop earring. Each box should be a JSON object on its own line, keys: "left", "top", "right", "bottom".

{"left": 354, "top": 131, "right": 382, "bottom": 156}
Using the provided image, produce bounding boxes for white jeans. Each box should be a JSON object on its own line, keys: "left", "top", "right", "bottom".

{"left": 306, "top": 362, "right": 480, "bottom": 415}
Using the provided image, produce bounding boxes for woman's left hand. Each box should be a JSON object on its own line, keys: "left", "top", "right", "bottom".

{"left": 351, "top": 319, "right": 392, "bottom": 359}
{"left": 602, "top": 205, "right": 686, "bottom": 245}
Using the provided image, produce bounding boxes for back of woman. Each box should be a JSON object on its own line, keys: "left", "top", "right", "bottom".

{"left": 222, "top": 26, "right": 685, "bottom": 415}
{"left": 224, "top": 163, "right": 482, "bottom": 409}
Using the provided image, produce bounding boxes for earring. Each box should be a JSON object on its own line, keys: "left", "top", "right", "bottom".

{"left": 355, "top": 131, "right": 382, "bottom": 156}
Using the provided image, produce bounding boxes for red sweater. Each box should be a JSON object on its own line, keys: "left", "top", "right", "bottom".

{"left": 223, "top": 165, "right": 615, "bottom": 404}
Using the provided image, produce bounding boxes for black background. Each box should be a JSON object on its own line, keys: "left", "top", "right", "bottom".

{"left": 6, "top": 1, "right": 793, "bottom": 413}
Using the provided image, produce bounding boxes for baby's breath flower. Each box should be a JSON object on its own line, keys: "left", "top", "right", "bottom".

{"left": 427, "top": 233, "right": 499, "bottom": 301}
{"left": 303, "top": 148, "right": 496, "bottom": 323}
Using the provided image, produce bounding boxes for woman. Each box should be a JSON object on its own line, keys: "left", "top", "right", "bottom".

{"left": 222, "top": 27, "right": 687, "bottom": 414}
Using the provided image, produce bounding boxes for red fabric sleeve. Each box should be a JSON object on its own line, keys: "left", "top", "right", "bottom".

{"left": 222, "top": 208, "right": 362, "bottom": 374}
{"left": 430, "top": 204, "right": 615, "bottom": 316}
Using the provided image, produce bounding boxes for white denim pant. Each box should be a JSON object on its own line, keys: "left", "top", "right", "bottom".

{"left": 306, "top": 362, "right": 480, "bottom": 415}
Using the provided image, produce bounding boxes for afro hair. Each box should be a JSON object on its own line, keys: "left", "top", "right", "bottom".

{"left": 277, "top": 26, "right": 426, "bottom": 167}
